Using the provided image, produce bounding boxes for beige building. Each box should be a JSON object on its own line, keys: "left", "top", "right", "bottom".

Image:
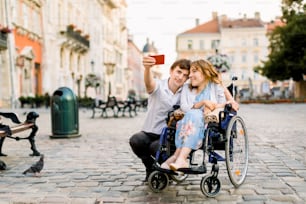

{"left": 0, "top": 0, "right": 11, "bottom": 108}
{"left": 0, "top": 0, "right": 129, "bottom": 108}
{"left": 101, "top": 0, "right": 128, "bottom": 100}
{"left": 176, "top": 12, "right": 272, "bottom": 99}
{"left": 42, "top": 0, "right": 128, "bottom": 101}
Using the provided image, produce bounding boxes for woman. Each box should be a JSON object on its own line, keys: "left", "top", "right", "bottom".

{"left": 161, "top": 59, "right": 226, "bottom": 170}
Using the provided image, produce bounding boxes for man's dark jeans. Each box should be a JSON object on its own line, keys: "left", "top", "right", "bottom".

{"left": 129, "top": 131, "right": 160, "bottom": 173}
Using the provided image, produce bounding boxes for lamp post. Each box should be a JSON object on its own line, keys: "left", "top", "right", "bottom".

{"left": 91, "top": 60, "right": 94, "bottom": 72}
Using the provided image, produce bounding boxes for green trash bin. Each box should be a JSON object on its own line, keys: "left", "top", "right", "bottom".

{"left": 50, "top": 87, "right": 80, "bottom": 138}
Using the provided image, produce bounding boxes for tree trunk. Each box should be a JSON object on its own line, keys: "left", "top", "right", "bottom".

{"left": 294, "top": 81, "right": 306, "bottom": 98}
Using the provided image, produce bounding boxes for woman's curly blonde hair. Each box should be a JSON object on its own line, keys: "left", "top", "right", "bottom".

{"left": 189, "top": 59, "right": 222, "bottom": 89}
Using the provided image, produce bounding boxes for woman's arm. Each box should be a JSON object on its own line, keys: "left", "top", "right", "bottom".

{"left": 180, "top": 84, "right": 194, "bottom": 112}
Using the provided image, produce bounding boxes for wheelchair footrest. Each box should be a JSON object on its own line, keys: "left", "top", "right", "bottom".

{"left": 177, "top": 165, "right": 207, "bottom": 174}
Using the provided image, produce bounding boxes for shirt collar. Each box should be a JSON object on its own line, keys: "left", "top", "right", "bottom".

{"left": 164, "top": 77, "right": 183, "bottom": 95}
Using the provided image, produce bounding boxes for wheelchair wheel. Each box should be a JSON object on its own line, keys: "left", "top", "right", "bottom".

{"left": 200, "top": 174, "right": 221, "bottom": 197}
{"left": 170, "top": 173, "right": 188, "bottom": 183}
{"left": 225, "top": 115, "right": 249, "bottom": 187}
{"left": 148, "top": 171, "right": 169, "bottom": 193}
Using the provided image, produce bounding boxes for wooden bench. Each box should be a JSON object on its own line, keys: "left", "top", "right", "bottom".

{"left": 92, "top": 96, "right": 141, "bottom": 118}
{"left": 92, "top": 96, "right": 119, "bottom": 118}
{"left": 117, "top": 97, "right": 139, "bottom": 118}
{"left": 0, "top": 111, "right": 41, "bottom": 157}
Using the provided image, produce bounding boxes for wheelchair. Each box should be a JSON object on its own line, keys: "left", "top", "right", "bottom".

{"left": 147, "top": 99, "right": 249, "bottom": 197}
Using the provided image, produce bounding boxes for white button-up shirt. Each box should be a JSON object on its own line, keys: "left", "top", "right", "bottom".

{"left": 142, "top": 78, "right": 182, "bottom": 135}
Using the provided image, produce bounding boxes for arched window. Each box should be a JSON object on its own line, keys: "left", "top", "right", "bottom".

{"left": 60, "top": 47, "right": 64, "bottom": 69}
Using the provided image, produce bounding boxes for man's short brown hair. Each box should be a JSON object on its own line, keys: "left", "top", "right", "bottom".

{"left": 170, "top": 59, "right": 191, "bottom": 71}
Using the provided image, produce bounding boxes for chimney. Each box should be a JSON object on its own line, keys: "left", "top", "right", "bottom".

{"left": 212, "top": 12, "right": 218, "bottom": 20}
{"left": 195, "top": 18, "right": 199, "bottom": 26}
{"left": 254, "top": 12, "right": 260, "bottom": 20}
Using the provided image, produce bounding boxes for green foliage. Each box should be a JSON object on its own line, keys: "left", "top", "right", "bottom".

{"left": 254, "top": 0, "right": 306, "bottom": 82}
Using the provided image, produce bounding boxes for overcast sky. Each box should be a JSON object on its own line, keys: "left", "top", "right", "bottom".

{"left": 126, "top": 0, "right": 283, "bottom": 78}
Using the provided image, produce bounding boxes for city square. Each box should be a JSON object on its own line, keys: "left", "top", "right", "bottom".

{"left": 0, "top": 0, "right": 305, "bottom": 203}
{"left": 0, "top": 103, "right": 305, "bottom": 203}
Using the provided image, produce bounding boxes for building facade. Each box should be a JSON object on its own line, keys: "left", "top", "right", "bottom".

{"left": 0, "top": 0, "right": 129, "bottom": 108}
{"left": 176, "top": 12, "right": 272, "bottom": 99}
{"left": 127, "top": 35, "right": 146, "bottom": 99}
{"left": 0, "top": 0, "right": 12, "bottom": 107}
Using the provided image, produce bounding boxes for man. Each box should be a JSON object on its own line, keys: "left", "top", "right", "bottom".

{"left": 129, "top": 56, "right": 239, "bottom": 182}
{"left": 129, "top": 56, "right": 191, "bottom": 182}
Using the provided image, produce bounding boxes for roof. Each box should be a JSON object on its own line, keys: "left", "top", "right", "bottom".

{"left": 142, "top": 38, "right": 157, "bottom": 53}
{"left": 179, "top": 16, "right": 265, "bottom": 36}
{"left": 266, "top": 18, "right": 285, "bottom": 33}
{"left": 221, "top": 18, "right": 265, "bottom": 28}
{"left": 180, "top": 18, "right": 219, "bottom": 35}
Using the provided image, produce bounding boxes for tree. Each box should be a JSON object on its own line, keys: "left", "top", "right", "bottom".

{"left": 254, "top": 0, "right": 306, "bottom": 97}
{"left": 84, "top": 73, "right": 101, "bottom": 97}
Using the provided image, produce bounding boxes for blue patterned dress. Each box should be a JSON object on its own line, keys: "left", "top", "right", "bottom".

{"left": 175, "top": 84, "right": 211, "bottom": 150}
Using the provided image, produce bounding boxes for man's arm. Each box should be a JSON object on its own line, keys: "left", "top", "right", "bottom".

{"left": 143, "top": 56, "right": 156, "bottom": 94}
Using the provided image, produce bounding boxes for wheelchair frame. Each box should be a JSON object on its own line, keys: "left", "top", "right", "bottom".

{"left": 147, "top": 85, "right": 249, "bottom": 197}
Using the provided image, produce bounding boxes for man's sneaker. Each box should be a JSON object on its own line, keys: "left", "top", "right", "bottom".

{"left": 143, "top": 170, "right": 152, "bottom": 183}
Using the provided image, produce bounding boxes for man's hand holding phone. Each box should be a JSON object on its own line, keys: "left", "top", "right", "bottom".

{"left": 143, "top": 55, "right": 165, "bottom": 69}
{"left": 150, "top": 54, "right": 165, "bottom": 65}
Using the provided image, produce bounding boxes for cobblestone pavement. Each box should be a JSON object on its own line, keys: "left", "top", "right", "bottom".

{"left": 0, "top": 104, "right": 306, "bottom": 204}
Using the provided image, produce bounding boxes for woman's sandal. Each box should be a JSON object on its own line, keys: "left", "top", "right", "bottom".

{"left": 169, "top": 159, "right": 189, "bottom": 171}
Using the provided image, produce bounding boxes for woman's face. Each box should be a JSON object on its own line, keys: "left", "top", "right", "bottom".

{"left": 189, "top": 65, "right": 204, "bottom": 87}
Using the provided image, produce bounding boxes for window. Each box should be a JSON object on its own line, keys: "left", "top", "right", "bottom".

{"left": 199, "top": 40, "right": 204, "bottom": 50}
{"left": 60, "top": 48, "right": 64, "bottom": 69}
{"left": 242, "top": 38, "right": 247, "bottom": 46}
{"left": 211, "top": 40, "right": 220, "bottom": 49}
{"left": 23, "top": 4, "right": 28, "bottom": 28}
{"left": 254, "top": 54, "right": 259, "bottom": 63}
{"left": 242, "top": 54, "right": 247, "bottom": 63}
{"left": 230, "top": 55, "right": 235, "bottom": 63}
{"left": 187, "top": 40, "right": 193, "bottom": 50}
{"left": 241, "top": 70, "right": 246, "bottom": 80}
{"left": 253, "top": 38, "right": 259, "bottom": 46}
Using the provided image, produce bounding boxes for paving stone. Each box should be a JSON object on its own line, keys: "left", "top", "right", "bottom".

{"left": 0, "top": 104, "right": 306, "bottom": 203}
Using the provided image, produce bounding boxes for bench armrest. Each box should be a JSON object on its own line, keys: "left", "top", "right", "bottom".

{"left": 0, "top": 112, "right": 22, "bottom": 124}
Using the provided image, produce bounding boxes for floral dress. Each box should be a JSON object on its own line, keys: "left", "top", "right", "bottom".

{"left": 175, "top": 84, "right": 211, "bottom": 150}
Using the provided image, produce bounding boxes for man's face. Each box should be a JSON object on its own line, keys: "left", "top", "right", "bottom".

{"left": 169, "top": 66, "right": 190, "bottom": 88}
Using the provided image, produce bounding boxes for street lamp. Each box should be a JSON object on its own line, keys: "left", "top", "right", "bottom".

{"left": 91, "top": 60, "right": 94, "bottom": 72}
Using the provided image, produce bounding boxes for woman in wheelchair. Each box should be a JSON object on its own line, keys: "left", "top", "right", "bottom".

{"left": 148, "top": 59, "right": 248, "bottom": 197}
{"left": 161, "top": 59, "right": 227, "bottom": 171}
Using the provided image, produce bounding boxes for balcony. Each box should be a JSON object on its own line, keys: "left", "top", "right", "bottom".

{"left": 105, "top": 0, "right": 118, "bottom": 9}
{"left": 60, "top": 25, "right": 90, "bottom": 51}
{"left": 66, "top": 25, "right": 89, "bottom": 48}
{"left": 0, "top": 32, "right": 8, "bottom": 50}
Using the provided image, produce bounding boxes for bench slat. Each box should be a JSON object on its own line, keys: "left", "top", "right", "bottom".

{"left": 0, "top": 123, "right": 34, "bottom": 137}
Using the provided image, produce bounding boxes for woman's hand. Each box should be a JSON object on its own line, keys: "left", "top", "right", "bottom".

{"left": 203, "top": 100, "right": 217, "bottom": 111}
{"left": 227, "top": 100, "right": 239, "bottom": 111}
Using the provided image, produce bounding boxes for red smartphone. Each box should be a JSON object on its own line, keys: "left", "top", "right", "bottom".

{"left": 150, "top": 54, "right": 165, "bottom": 65}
